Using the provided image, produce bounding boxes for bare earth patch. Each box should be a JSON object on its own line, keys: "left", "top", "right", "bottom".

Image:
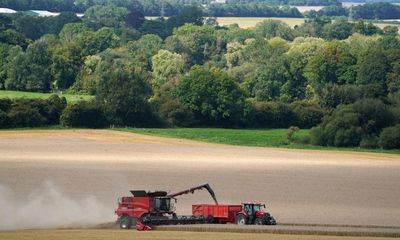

{"left": 0, "top": 129, "right": 399, "bottom": 229}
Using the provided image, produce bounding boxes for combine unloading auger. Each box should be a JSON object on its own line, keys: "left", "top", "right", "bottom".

{"left": 167, "top": 183, "right": 218, "bottom": 205}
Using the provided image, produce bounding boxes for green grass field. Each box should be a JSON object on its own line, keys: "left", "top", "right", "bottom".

{"left": 0, "top": 90, "right": 94, "bottom": 103}
{"left": 0, "top": 229, "right": 396, "bottom": 240}
{"left": 118, "top": 128, "right": 400, "bottom": 154}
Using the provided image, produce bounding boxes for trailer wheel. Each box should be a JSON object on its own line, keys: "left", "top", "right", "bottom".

{"left": 198, "top": 215, "right": 206, "bottom": 223}
{"left": 236, "top": 214, "right": 248, "bottom": 225}
{"left": 207, "top": 215, "right": 215, "bottom": 224}
{"left": 119, "top": 216, "right": 132, "bottom": 229}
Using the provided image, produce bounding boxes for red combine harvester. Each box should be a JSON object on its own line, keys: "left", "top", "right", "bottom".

{"left": 115, "top": 183, "right": 276, "bottom": 230}
{"left": 115, "top": 183, "right": 218, "bottom": 229}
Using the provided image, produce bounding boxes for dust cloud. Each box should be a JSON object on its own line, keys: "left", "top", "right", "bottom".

{"left": 0, "top": 181, "right": 114, "bottom": 230}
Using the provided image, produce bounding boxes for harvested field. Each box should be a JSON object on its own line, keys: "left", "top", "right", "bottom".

{"left": 216, "top": 17, "right": 305, "bottom": 28}
{"left": 1, "top": 229, "right": 398, "bottom": 240}
{"left": 156, "top": 224, "right": 400, "bottom": 238}
{"left": 0, "top": 129, "right": 400, "bottom": 231}
{"left": 215, "top": 17, "right": 400, "bottom": 29}
{"left": 292, "top": 6, "right": 325, "bottom": 12}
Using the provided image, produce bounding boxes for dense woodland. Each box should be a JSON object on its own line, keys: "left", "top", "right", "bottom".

{"left": 0, "top": 2, "right": 399, "bottom": 149}
{"left": 1, "top": 0, "right": 400, "bottom": 19}
{"left": 0, "top": 0, "right": 340, "bottom": 13}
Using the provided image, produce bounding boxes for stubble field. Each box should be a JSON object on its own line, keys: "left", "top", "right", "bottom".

{"left": 0, "top": 130, "right": 399, "bottom": 239}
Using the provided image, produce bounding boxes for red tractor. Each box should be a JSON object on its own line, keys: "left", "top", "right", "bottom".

{"left": 235, "top": 202, "right": 276, "bottom": 225}
{"left": 115, "top": 183, "right": 218, "bottom": 229}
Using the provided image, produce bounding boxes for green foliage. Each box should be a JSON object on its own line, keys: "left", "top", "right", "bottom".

{"left": 158, "top": 99, "right": 195, "bottom": 127}
{"left": 60, "top": 100, "right": 107, "bottom": 128}
{"left": 379, "top": 124, "right": 400, "bottom": 149}
{"left": 252, "top": 101, "right": 296, "bottom": 128}
{"left": 359, "top": 135, "right": 379, "bottom": 149}
{"left": 12, "top": 13, "right": 81, "bottom": 41}
{"left": 322, "top": 18, "right": 353, "bottom": 40}
{"left": 359, "top": 47, "right": 388, "bottom": 78}
{"left": 75, "top": 27, "right": 120, "bottom": 56}
{"left": 0, "top": 28, "right": 30, "bottom": 48}
{"left": 353, "top": 20, "right": 381, "bottom": 36}
{"left": 0, "top": 109, "right": 8, "bottom": 128}
{"left": 59, "top": 23, "right": 89, "bottom": 43}
{"left": 255, "top": 20, "right": 296, "bottom": 41}
{"left": 152, "top": 50, "right": 184, "bottom": 88}
{"left": 0, "top": 95, "right": 66, "bottom": 128}
{"left": 176, "top": 67, "right": 245, "bottom": 126}
{"left": 0, "top": 0, "right": 399, "bottom": 146}
{"left": 304, "top": 41, "right": 357, "bottom": 107}
{"left": 84, "top": 4, "right": 128, "bottom": 29}
{"left": 7, "top": 102, "right": 46, "bottom": 128}
{"left": 252, "top": 57, "right": 289, "bottom": 101}
{"left": 167, "top": 5, "right": 204, "bottom": 28}
{"left": 127, "top": 34, "right": 163, "bottom": 70}
{"left": 286, "top": 126, "right": 300, "bottom": 143}
{"left": 290, "top": 101, "right": 324, "bottom": 128}
{"left": 310, "top": 99, "right": 396, "bottom": 147}
{"left": 165, "top": 24, "right": 216, "bottom": 65}
{"left": 0, "top": 98, "right": 12, "bottom": 112}
{"left": 95, "top": 50, "right": 154, "bottom": 127}
{"left": 352, "top": 2, "right": 400, "bottom": 20}
{"left": 45, "top": 94, "right": 67, "bottom": 125}
{"left": 5, "top": 39, "right": 53, "bottom": 92}
{"left": 51, "top": 43, "right": 84, "bottom": 90}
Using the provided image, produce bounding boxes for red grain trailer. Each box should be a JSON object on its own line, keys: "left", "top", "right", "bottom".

{"left": 192, "top": 204, "right": 242, "bottom": 224}
{"left": 193, "top": 203, "right": 277, "bottom": 225}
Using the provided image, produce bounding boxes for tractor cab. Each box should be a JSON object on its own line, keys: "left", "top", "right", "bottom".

{"left": 243, "top": 203, "right": 265, "bottom": 215}
{"left": 236, "top": 202, "right": 276, "bottom": 225}
{"left": 243, "top": 203, "right": 266, "bottom": 222}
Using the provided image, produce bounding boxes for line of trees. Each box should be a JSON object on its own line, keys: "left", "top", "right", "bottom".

{"left": 2, "top": 0, "right": 400, "bottom": 20}
{"left": 305, "top": 2, "right": 400, "bottom": 20}
{"left": 0, "top": 5, "right": 399, "bottom": 149}
{"left": 0, "top": 0, "right": 340, "bottom": 13}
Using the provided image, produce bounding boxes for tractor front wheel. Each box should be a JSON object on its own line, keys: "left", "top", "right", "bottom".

{"left": 119, "top": 216, "right": 132, "bottom": 229}
{"left": 255, "top": 217, "right": 265, "bottom": 225}
{"left": 266, "top": 216, "right": 277, "bottom": 225}
{"left": 236, "top": 214, "right": 248, "bottom": 225}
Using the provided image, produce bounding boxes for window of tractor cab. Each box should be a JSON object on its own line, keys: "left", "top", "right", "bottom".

{"left": 253, "top": 205, "right": 262, "bottom": 212}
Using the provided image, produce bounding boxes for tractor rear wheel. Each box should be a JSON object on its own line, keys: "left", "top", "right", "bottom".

{"left": 119, "top": 216, "right": 132, "bottom": 229}
{"left": 255, "top": 217, "right": 265, "bottom": 225}
{"left": 235, "top": 214, "right": 248, "bottom": 225}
